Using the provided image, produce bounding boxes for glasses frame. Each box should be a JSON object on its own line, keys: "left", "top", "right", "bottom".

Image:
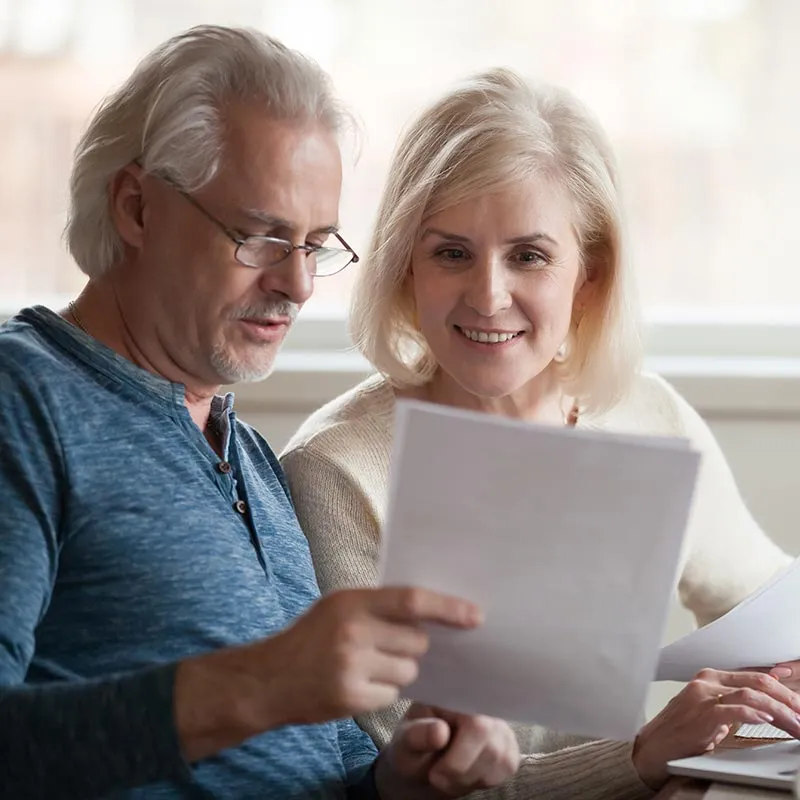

{"left": 151, "top": 169, "right": 359, "bottom": 277}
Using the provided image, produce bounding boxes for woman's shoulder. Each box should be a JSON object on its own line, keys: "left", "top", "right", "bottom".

{"left": 589, "top": 370, "right": 696, "bottom": 439}
{"left": 280, "top": 372, "right": 396, "bottom": 465}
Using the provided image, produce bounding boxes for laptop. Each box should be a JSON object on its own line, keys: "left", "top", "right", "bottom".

{"left": 668, "top": 741, "right": 800, "bottom": 792}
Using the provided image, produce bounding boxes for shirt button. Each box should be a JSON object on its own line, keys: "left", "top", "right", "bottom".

{"left": 217, "top": 461, "right": 232, "bottom": 474}
{"left": 233, "top": 499, "right": 247, "bottom": 515}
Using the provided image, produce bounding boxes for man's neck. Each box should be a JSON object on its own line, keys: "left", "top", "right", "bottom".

{"left": 64, "top": 278, "right": 220, "bottom": 433}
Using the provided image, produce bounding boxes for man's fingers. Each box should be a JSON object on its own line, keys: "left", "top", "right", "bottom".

{"left": 398, "top": 717, "right": 451, "bottom": 754}
{"left": 427, "top": 720, "right": 488, "bottom": 790}
{"left": 404, "top": 702, "right": 438, "bottom": 722}
{"left": 370, "top": 652, "right": 420, "bottom": 689}
{"left": 456, "top": 744, "right": 516, "bottom": 790}
{"left": 374, "top": 621, "right": 430, "bottom": 658}
{"left": 370, "top": 586, "right": 483, "bottom": 628}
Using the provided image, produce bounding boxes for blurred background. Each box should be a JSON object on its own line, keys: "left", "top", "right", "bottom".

{"left": 2, "top": 0, "right": 800, "bottom": 317}
{"left": 1, "top": 0, "right": 799, "bottom": 718}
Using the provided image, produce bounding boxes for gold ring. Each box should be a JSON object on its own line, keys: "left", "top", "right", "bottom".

{"left": 716, "top": 693, "right": 724, "bottom": 704}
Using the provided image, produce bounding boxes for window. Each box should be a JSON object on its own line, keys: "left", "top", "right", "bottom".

{"left": 1, "top": 0, "right": 799, "bottom": 327}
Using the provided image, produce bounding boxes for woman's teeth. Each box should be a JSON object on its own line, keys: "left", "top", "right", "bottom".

{"left": 459, "top": 327, "right": 521, "bottom": 344}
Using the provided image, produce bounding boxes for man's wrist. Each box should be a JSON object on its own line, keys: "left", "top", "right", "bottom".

{"left": 346, "top": 759, "right": 381, "bottom": 799}
{"left": 173, "top": 641, "right": 285, "bottom": 762}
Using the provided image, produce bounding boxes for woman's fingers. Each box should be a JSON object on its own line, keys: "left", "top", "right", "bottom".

{"left": 704, "top": 669, "right": 800, "bottom": 712}
{"left": 705, "top": 724, "right": 731, "bottom": 751}
{"left": 715, "top": 689, "right": 800, "bottom": 737}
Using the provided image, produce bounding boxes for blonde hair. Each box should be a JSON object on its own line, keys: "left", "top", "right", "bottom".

{"left": 350, "top": 68, "right": 641, "bottom": 414}
{"left": 66, "top": 25, "right": 350, "bottom": 279}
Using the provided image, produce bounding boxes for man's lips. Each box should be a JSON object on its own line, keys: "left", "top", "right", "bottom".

{"left": 237, "top": 318, "right": 291, "bottom": 341}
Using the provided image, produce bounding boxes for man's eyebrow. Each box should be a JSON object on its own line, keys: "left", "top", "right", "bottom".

{"left": 240, "top": 208, "right": 339, "bottom": 236}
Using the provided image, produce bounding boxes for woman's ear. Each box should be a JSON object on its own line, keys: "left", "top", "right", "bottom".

{"left": 574, "top": 252, "right": 601, "bottom": 312}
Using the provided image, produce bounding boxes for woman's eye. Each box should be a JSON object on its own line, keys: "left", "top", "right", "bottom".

{"left": 513, "top": 250, "right": 549, "bottom": 266}
{"left": 435, "top": 247, "right": 469, "bottom": 262}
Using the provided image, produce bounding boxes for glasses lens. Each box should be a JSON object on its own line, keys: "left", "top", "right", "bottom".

{"left": 236, "top": 238, "right": 292, "bottom": 269}
{"left": 312, "top": 247, "right": 354, "bottom": 277}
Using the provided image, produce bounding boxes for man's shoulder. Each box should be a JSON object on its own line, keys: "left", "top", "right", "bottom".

{"left": 0, "top": 312, "right": 74, "bottom": 397}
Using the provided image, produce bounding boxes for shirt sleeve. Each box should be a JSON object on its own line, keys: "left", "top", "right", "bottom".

{"left": 339, "top": 717, "right": 379, "bottom": 798}
{"left": 0, "top": 363, "right": 191, "bottom": 798}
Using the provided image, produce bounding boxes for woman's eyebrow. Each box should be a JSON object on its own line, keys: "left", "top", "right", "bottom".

{"left": 420, "top": 228, "right": 559, "bottom": 246}
{"left": 505, "top": 232, "right": 559, "bottom": 246}
{"left": 420, "top": 228, "right": 472, "bottom": 243}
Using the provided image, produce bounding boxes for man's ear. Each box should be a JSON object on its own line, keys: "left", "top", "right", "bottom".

{"left": 109, "top": 162, "right": 146, "bottom": 251}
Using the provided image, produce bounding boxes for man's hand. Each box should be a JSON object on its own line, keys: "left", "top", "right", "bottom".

{"left": 175, "top": 587, "right": 482, "bottom": 762}
{"left": 375, "top": 703, "right": 520, "bottom": 799}
{"left": 252, "top": 587, "right": 482, "bottom": 728}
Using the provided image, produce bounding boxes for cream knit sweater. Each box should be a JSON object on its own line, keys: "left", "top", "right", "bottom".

{"left": 280, "top": 371, "right": 791, "bottom": 800}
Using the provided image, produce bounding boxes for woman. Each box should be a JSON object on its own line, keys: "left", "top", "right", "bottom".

{"left": 280, "top": 69, "right": 800, "bottom": 798}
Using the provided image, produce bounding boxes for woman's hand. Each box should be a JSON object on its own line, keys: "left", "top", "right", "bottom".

{"left": 769, "top": 659, "right": 800, "bottom": 693}
{"left": 632, "top": 667, "right": 800, "bottom": 789}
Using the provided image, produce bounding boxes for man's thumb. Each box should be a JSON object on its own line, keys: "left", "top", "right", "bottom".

{"left": 392, "top": 718, "right": 451, "bottom": 775}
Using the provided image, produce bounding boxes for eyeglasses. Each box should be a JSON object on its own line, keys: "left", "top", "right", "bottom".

{"left": 154, "top": 172, "right": 359, "bottom": 277}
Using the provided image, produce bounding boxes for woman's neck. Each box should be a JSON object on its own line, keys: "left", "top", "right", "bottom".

{"left": 410, "top": 367, "right": 573, "bottom": 427}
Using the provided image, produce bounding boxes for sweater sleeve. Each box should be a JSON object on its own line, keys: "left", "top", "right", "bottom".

{"left": 281, "top": 443, "right": 654, "bottom": 800}
{"left": 656, "top": 377, "right": 793, "bottom": 627}
{"left": 280, "top": 445, "right": 406, "bottom": 746}
{"left": 470, "top": 739, "right": 653, "bottom": 800}
{"left": 0, "top": 367, "right": 191, "bottom": 798}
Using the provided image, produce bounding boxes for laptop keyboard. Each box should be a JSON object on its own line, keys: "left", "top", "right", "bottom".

{"left": 735, "top": 722, "right": 794, "bottom": 740}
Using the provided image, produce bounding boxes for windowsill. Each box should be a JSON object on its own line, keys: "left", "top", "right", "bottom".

{"left": 3, "top": 305, "right": 799, "bottom": 416}
{"left": 232, "top": 351, "right": 800, "bottom": 417}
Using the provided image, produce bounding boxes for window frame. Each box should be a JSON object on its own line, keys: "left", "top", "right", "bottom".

{"left": 3, "top": 302, "right": 800, "bottom": 416}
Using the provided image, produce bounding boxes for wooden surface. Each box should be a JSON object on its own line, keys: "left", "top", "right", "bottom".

{"left": 655, "top": 776, "right": 710, "bottom": 799}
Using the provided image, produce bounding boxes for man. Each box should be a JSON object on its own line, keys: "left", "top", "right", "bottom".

{"left": 0, "top": 25, "right": 519, "bottom": 799}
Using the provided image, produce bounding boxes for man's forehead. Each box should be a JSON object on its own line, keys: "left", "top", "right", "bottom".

{"left": 223, "top": 106, "right": 340, "bottom": 172}
{"left": 212, "top": 110, "right": 342, "bottom": 234}
{"left": 238, "top": 206, "right": 340, "bottom": 236}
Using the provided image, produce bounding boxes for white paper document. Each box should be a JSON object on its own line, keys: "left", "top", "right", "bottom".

{"left": 657, "top": 557, "right": 800, "bottom": 682}
{"left": 380, "top": 400, "right": 701, "bottom": 741}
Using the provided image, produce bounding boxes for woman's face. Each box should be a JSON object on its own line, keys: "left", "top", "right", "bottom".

{"left": 409, "top": 179, "right": 590, "bottom": 402}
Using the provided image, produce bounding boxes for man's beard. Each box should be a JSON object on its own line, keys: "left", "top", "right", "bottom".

{"left": 210, "top": 300, "right": 299, "bottom": 384}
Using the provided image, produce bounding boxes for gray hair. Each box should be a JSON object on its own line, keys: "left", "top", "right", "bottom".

{"left": 350, "top": 68, "right": 642, "bottom": 414}
{"left": 66, "top": 24, "right": 350, "bottom": 278}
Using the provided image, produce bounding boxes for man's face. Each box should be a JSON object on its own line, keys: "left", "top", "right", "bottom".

{"left": 120, "top": 106, "right": 343, "bottom": 387}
